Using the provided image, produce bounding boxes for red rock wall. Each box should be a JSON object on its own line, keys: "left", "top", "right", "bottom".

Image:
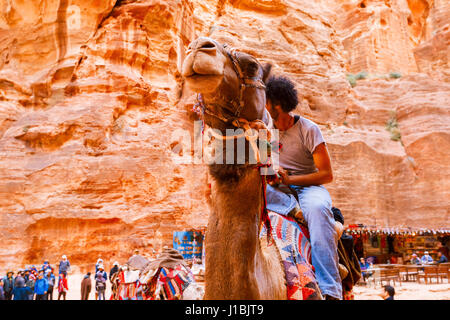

{"left": 0, "top": 0, "right": 448, "bottom": 271}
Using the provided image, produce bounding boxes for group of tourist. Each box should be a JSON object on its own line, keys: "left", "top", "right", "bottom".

{"left": 409, "top": 251, "right": 448, "bottom": 265}
{"left": 0, "top": 255, "right": 70, "bottom": 300}
{"left": 358, "top": 251, "right": 449, "bottom": 283}
{"left": 0, "top": 253, "right": 127, "bottom": 301}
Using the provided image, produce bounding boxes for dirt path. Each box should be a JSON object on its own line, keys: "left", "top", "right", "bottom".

{"left": 63, "top": 272, "right": 449, "bottom": 300}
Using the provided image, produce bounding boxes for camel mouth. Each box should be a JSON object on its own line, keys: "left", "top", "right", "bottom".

{"left": 184, "top": 73, "right": 223, "bottom": 80}
{"left": 184, "top": 73, "right": 224, "bottom": 93}
{"left": 181, "top": 42, "right": 227, "bottom": 94}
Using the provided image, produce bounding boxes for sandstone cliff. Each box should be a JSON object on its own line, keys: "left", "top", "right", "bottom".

{"left": 0, "top": 0, "right": 448, "bottom": 271}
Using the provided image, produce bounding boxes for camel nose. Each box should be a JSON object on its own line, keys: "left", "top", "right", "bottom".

{"left": 194, "top": 38, "right": 217, "bottom": 53}
{"left": 199, "top": 40, "right": 216, "bottom": 50}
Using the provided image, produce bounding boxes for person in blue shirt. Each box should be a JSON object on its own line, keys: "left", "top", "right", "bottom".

{"left": 95, "top": 265, "right": 108, "bottom": 300}
{"left": 59, "top": 255, "right": 71, "bottom": 277}
{"left": 437, "top": 252, "right": 448, "bottom": 264}
{"left": 95, "top": 258, "right": 104, "bottom": 273}
{"left": 420, "top": 251, "right": 433, "bottom": 264}
{"left": 359, "top": 257, "right": 373, "bottom": 282}
{"left": 12, "top": 277, "right": 32, "bottom": 300}
{"left": 45, "top": 269, "right": 56, "bottom": 300}
{"left": 42, "top": 261, "right": 51, "bottom": 273}
{"left": 34, "top": 271, "right": 48, "bottom": 300}
{"left": 0, "top": 279, "right": 5, "bottom": 300}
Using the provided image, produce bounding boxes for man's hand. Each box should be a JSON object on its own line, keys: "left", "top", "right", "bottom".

{"left": 277, "top": 168, "right": 290, "bottom": 185}
{"left": 268, "top": 168, "right": 290, "bottom": 185}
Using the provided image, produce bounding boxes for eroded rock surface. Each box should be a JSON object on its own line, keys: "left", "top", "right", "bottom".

{"left": 0, "top": 0, "right": 448, "bottom": 271}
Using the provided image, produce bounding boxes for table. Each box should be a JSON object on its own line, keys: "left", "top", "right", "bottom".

{"left": 362, "top": 267, "right": 386, "bottom": 287}
{"left": 376, "top": 264, "right": 402, "bottom": 268}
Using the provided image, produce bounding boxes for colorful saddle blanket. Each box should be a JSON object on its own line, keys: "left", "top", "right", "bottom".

{"left": 146, "top": 264, "right": 195, "bottom": 300}
{"left": 113, "top": 282, "right": 141, "bottom": 300}
{"left": 261, "top": 210, "right": 322, "bottom": 300}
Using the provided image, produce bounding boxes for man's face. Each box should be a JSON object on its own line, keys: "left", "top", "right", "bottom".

{"left": 265, "top": 100, "right": 280, "bottom": 120}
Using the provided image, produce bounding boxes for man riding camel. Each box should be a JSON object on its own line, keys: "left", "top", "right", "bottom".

{"left": 265, "top": 75, "right": 342, "bottom": 300}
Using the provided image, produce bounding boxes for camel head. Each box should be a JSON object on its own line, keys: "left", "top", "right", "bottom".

{"left": 182, "top": 37, "right": 272, "bottom": 130}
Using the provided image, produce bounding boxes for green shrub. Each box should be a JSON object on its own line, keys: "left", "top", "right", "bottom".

{"left": 390, "top": 128, "right": 402, "bottom": 141}
{"left": 355, "top": 71, "right": 369, "bottom": 80}
{"left": 346, "top": 74, "right": 357, "bottom": 87}
{"left": 385, "top": 111, "right": 402, "bottom": 141}
{"left": 389, "top": 72, "right": 402, "bottom": 79}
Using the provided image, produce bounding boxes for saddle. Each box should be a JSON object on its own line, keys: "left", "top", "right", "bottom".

{"left": 127, "top": 254, "right": 149, "bottom": 271}
{"left": 138, "top": 248, "right": 194, "bottom": 300}
{"left": 261, "top": 210, "right": 322, "bottom": 300}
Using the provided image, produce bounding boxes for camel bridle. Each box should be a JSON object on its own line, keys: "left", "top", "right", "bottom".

{"left": 223, "top": 44, "right": 267, "bottom": 119}
{"left": 193, "top": 44, "right": 267, "bottom": 126}
{"left": 192, "top": 44, "right": 271, "bottom": 163}
{"left": 190, "top": 42, "right": 275, "bottom": 240}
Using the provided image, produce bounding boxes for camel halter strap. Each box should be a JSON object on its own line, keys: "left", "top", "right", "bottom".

{"left": 193, "top": 44, "right": 266, "bottom": 125}
{"left": 224, "top": 45, "right": 267, "bottom": 118}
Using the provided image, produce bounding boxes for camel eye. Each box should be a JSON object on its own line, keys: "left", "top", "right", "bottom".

{"left": 245, "top": 61, "right": 260, "bottom": 76}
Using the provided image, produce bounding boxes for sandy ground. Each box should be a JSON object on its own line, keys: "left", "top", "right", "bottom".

{"left": 62, "top": 273, "right": 449, "bottom": 300}
{"left": 353, "top": 281, "right": 450, "bottom": 300}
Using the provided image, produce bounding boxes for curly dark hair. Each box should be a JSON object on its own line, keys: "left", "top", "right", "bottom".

{"left": 265, "top": 76, "right": 299, "bottom": 113}
{"left": 383, "top": 285, "right": 395, "bottom": 297}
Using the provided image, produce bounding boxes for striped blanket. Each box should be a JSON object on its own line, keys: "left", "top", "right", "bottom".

{"left": 261, "top": 210, "right": 322, "bottom": 300}
{"left": 111, "top": 271, "right": 143, "bottom": 300}
{"left": 150, "top": 264, "right": 195, "bottom": 300}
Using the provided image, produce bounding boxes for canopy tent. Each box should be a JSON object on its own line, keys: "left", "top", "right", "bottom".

{"left": 345, "top": 224, "right": 450, "bottom": 236}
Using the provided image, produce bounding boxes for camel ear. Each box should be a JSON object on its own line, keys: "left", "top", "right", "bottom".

{"left": 262, "top": 63, "right": 272, "bottom": 84}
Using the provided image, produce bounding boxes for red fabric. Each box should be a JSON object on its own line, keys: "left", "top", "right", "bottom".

{"left": 58, "top": 277, "right": 68, "bottom": 292}
{"left": 260, "top": 175, "right": 272, "bottom": 240}
{"left": 343, "top": 289, "right": 354, "bottom": 300}
{"left": 380, "top": 235, "right": 386, "bottom": 248}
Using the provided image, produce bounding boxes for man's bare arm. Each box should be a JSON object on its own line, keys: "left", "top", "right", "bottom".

{"left": 277, "top": 142, "right": 333, "bottom": 186}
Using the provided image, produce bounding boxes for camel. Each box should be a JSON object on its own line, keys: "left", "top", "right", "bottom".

{"left": 110, "top": 249, "right": 204, "bottom": 300}
{"left": 181, "top": 37, "right": 321, "bottom": 299}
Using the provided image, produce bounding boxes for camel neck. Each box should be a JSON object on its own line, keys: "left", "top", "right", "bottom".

{"left": 204, "top": 168, "right": 263, "bottom": 299}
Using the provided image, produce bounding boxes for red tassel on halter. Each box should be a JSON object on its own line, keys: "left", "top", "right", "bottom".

{"left": 259, "top": 171, "right": 273, "bottom": 245}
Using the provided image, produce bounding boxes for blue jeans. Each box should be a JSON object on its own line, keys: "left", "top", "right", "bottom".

{"left": 266, "top": 184, "right": 342, "bottom": 299}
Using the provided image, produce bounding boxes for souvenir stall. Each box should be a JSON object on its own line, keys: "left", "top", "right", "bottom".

{"left": 345, "top": 224, "right": 450, "bottom": 264}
